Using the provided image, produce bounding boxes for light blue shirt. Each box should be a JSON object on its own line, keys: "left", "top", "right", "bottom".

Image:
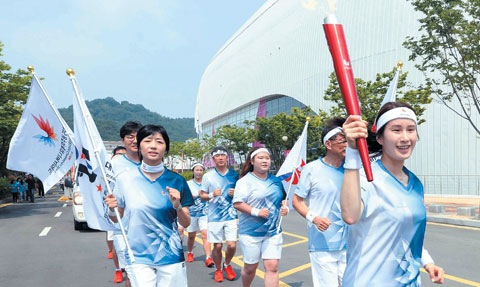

{"left": 111, "top": 154, "right": 141, "bottom": 235}
{"left": 9, "top": 183, "right": 18, "bottom": 192}
{"left": 295, "top": 158, "right": 348, "bottom": 252}
{"left": 343, "top": 160, "right": 426, "bottom": 287}
{"left": 187, "top": 179, "right": 207, "bottom": 217}
{"left": 201, "top": 168, "right": 238, "bottom": 222}
{"left": 233, "top": 172, "right": 285, "bottom": 237}
{"left": 114, "top": 168, "right": 194, "bottom": 266}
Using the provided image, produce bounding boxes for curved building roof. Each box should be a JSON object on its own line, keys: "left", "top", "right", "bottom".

{"left": 195, "top": 0, "right": 480, "bottom": 195}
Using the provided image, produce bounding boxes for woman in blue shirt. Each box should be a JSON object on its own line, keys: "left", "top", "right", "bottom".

{"left": 105, "top": 125, "right": 194, "bottom": 287}
{"left": 233, "top": 147, "right": 288, "bottom": 287}
{"left": 9, "top": 179, "right": 19, "bottom": 203}
{"left": 341, "top": 102, "right": 444, "bottom": 286}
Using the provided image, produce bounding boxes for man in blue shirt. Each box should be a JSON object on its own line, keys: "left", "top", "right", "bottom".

{"left": 199, "top": 146, "right": 239, "bottom": 282}
{"left": 111, "top": 121, "right": 142, "bottom": 285}
{"left": 293, "top": 117, "right": 349, "bottom": 287}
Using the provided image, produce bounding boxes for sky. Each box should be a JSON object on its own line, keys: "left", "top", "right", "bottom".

{"left": 0, "top": 0, "right": 265, "bottom": 118}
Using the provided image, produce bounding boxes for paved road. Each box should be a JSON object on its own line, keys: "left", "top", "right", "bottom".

{"left": 1, "top": 192, "right": 479, "bottom": 287}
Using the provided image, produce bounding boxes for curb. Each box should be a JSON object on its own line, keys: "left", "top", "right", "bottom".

{"left": 427, "top": 216, "right": 480, "bottom": 228}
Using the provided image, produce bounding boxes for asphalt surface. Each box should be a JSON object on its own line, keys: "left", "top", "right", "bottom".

{"left": 0, "top": 192, "right": 479, "bottom": 287}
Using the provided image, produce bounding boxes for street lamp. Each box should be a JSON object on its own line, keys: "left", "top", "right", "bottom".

{"left": 282, "top": 135, "right": 288, "bottom": 142}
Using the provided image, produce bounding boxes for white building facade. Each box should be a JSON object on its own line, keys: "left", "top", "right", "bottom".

{"left": 195, "top": 0, "right": 480, "bottom": 196}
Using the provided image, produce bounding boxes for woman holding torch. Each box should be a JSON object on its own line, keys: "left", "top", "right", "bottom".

{"left": 340, "top": 102, "right": 444, "bottom": 286}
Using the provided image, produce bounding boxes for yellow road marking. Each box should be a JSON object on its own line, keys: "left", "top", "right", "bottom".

{"left": 0, "top": 203, "right": 13, "bottom": 208}
{"left": 191, "top": 235, "right": 291, "bottom": 286}
{"left": 427, "top": 221, "right": 480, "bottom": 231}
{"left": 282, "top": 238, "right": 308, "bottom": 248}
{"left": 420, "top": 268, "right": 480, "bottom": 287}
{"left": 279, "top": 263, "right": 311, "bottom": 278}
{"left": 282, "top": 231, "right": 308, "bottom": 240}
{"left": 188, "top": 229, "right": 480, "bottom": 286}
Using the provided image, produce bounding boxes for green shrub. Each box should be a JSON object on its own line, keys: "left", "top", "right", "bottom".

{"left": 0, "top": 177, "right": 11, "bottom": 200}
{"left": 180, "top": 171, "right": 193, "bottom": 181}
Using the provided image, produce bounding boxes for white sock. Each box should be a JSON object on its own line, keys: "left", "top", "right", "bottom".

{"left": 115, "top": 268, "right": 121, "bottom": 272}
{"left": 223, "top": 263, "right": 230, "bottom": 268}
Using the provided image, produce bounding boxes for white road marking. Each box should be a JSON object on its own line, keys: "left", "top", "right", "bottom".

{"left": 54, "top": 212, "right": 62, "bottom": 218}
{"left": 62, "top": 204, "right": 67, "bottom": 208}
{"left": 39, "top": 227, "right": 52, "bottom": 237}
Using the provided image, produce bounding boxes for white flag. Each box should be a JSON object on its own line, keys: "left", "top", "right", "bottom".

{"left": 72, "top": 78, "right": 115, "bottom": 231}
{"left": 379, "top": 67, "right": 401, "bottom": 108}
{"left": 7, "top": 75, "right": 77, "bottom": 192}
{"left": 372, "top": 67, "right": 401, "bottom": 132}
{"left": 276, "top": 121, "right": 308, "bottom": 209}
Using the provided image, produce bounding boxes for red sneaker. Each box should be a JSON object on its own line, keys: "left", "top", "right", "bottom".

{"left": 186, "top": 253, "right": 194, "bottom": 262}
{"left": 107, "top": 250, "right": 113, "bottom": 259}
{"left": 205, "top": 257, "right": 214, "bottom": 267}
{"left": 214, "top": 269, "right": 224, "bottom": 282}
{"left": 223, "top": 264, "right": 236, "bottom": 281}
{"left": 113, "top": 270, "right": 123, "bottom": 283}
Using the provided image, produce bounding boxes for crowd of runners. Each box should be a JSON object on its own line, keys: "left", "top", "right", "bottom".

{"left": 98, "top": 101, "right": 445, "bottom": 287}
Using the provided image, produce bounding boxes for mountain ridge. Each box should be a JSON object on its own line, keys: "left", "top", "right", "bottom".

{"left": 58, "top": 97, "right": 196, "bottom": 142}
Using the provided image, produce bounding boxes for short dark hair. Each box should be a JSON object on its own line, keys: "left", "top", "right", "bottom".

{"left": 112, "top": 146, "right": 126, "bottom": 156}
{"left": 120, "top": 121, "right": 142, "bottom": 139}
{"left": 136, "top": 125, "right": 170, "bottom": 160}
{"left": 322, "top": 117, "right": 346, "bottom": 143}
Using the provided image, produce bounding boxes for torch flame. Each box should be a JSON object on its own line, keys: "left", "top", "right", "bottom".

{"left": 301, "top": 0, "right": 317, "bottom": 11}
{"left": 327, "top": 0, "right": 337, "bottom": 12}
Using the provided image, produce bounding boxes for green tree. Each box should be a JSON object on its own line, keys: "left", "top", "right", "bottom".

{"left": 182, "top": 138, "right": 210, "bottom": 163}
{"left": 254, "top": 107, "right": 325, "bottom": 169}
{"left": 0, "top": 42, "right": 32, "bottom": 175}
{"left": 216, "top": 124, "right": 256, "bottom": 164}
{"left": 403, "top": 0, "right": 480, "bottom": 135}
{"left": 322, "top": 68, "right": 432, "bottom": 127}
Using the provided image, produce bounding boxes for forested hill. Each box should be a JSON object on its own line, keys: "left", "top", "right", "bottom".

{"left": 58, "top": 97, "right": 196, "bottom": 142}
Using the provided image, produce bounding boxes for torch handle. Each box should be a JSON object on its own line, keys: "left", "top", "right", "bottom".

{"left": 323, "top": 22, "right": 374, "bottom": 181}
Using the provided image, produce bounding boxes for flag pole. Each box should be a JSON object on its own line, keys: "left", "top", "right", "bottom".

{"left": 28, "top": 66, "right": 77, "bottom": 196}
{"left": 66, "top": 68, "right": 136, "bottom": 263}
{"left": 276, "top": 119, "right": 310, "bottom": 234}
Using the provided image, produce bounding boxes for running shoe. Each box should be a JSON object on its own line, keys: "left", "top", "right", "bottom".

{"left": 214, "top": 269, "right": 224, "bottom": 282}
{"left": 205, "top": 257, "right": 214, "bottom": 267}
{"left": 186, "top": 253, "right": 194, "bottom": 262}
{"left": 107, "top": 250, "right": 113, "bottom": 259}
{"left": 113, "top": 270, "right": 123, "bottom": 283}
{"left": 223, "top": 264, "right": 236, "bottom": 281}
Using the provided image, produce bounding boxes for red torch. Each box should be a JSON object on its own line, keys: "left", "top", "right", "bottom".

{"left": 323, "top": 14, "right": 373, "bottom": 181}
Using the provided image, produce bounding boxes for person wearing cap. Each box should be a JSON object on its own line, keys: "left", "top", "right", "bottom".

{"left": 199, "top": 146, "right": 239, "bottom": 282}
{"left": 178, "top": 163, "right": 214, "bottom": 267}
{"left": 292, "top": 117, "right": 349, "bottom": 287}
{"left": 110, "top": 122, "right": 142, "bottom": 285}
{"left": 341, "top": 102, "right": 444, "bottom": 286}
{"left": 233, "top": 147, "right": 288, "bottom": 287}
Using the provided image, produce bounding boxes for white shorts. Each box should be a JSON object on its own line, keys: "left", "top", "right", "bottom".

{"left": 309, "top": 250, "right": 346, "bottom": 287}
{"left": 107, "top": 230, "right": 114, "bottom": 241}
{"left": 113, "top": 234, "right": 127, "bottom": 268}
{"left": 186, "top": 216, "right": 207, "bottom": 233}
{"left": 239, "top": 233, "right": 283, "bottom": 264}
{"left": 207, "top": 220, "right": 238, "bottom": 243}
{"left": 126, "top": 262, "right": 187, "bottom": 287}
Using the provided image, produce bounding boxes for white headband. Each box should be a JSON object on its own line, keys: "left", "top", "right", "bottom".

{"left": 212, "top": 150, "right": 228, "bottom": 157}
{"left": 323, "top": 127, "right": 343, "bottom": 145}
{"left": 376, "top": 107, "right": 417, "bottom": 131}
{"left": 191, "top": 163, "right": 205, "bottom": 170}
{"left": 250, "top": 148, "right": 270, "bottom": 159}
